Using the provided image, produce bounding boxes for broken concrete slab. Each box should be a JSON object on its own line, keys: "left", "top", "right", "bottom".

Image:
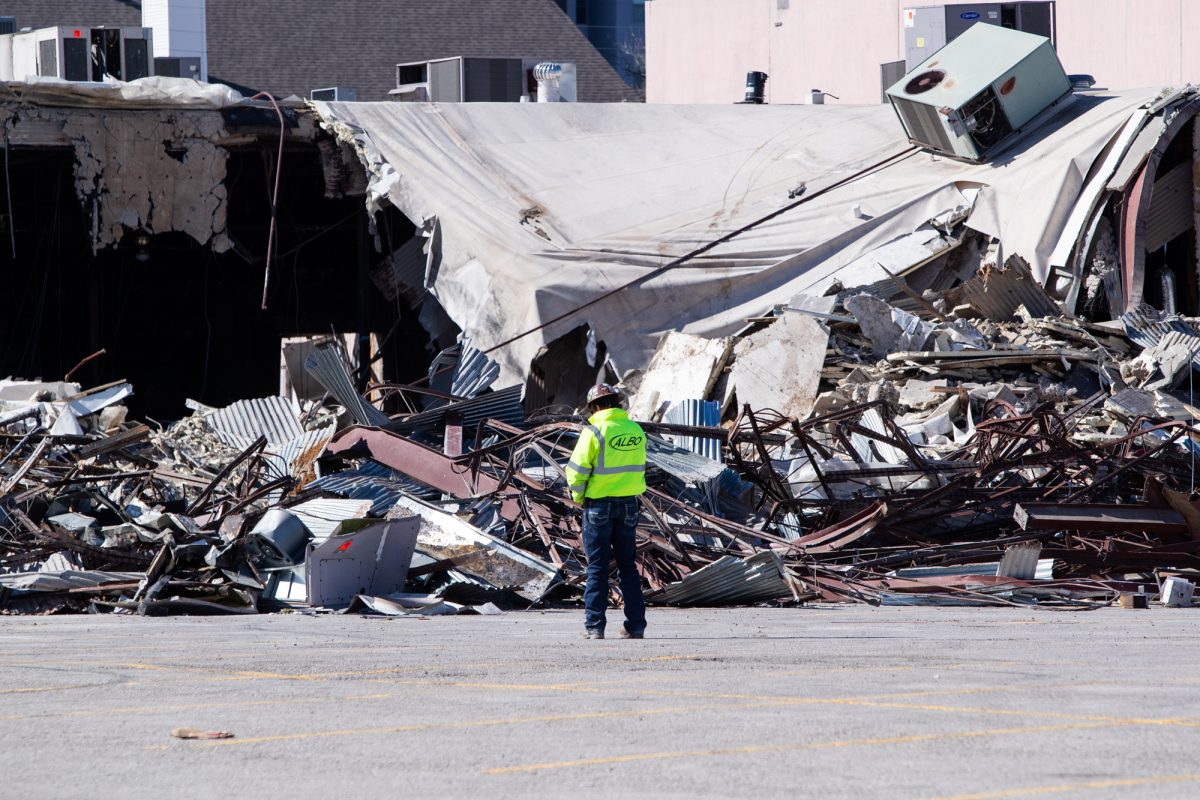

{"left": 845, "top": 294, "right": 935, "bottom": 357}
{"left": 899, "top": 379, "right": 949, "bottom": 410}
{"left": 628, "top": 332, "right": 733, "bottom": 421}
{"left": 728, "top": 311, "right": 828, "bottom": 422}
{"left": 1120, "top": 330, "right": 1200, "bottom": 390}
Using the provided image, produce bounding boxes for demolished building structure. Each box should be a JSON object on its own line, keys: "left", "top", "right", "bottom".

{"left": 4, "top": 74, "right": 1200, "bottom": 614}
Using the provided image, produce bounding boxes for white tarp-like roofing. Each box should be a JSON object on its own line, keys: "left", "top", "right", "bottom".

{"left": 0, "top": 75, "right": 246, "bottom": 109}
{"left": 316, "top": 91, "right": 1158, "bottom": 385}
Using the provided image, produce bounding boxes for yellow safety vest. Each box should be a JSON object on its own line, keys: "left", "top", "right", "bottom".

{"left": 565, "top": 408, "right": 647, "bottom": 504}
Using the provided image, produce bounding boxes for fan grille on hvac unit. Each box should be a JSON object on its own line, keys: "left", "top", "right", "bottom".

{"left": 891, "top": 97, "right": 954, "bottom": 154}
{"left": 905, "top": 70, "right": 946, "bottom": 95}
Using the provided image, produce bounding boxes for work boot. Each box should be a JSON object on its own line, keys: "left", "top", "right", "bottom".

{"left": 618, "top": 628, "right": 644, "bottom": 639}
{"left": 585, "top": 629, "right": 604, "bottom": 639}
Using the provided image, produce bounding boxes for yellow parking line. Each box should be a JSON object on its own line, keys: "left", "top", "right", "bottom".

{"left": 118, "top": 662, "right": 497, "bottom": 681}
{"left": 0, "top": 692, "right": 404, "bottom": 723}
{"left": 486, "top": 721, "right": 1117, "bottom": 775}
{"left": 198, "top": 703, "right": 736, "bottom": 747}
{"left": 924, "top": 773, "right": 1200, "bottom": 799}
{"left": 765, "top": 659, "right": 1078, "bottom": 677}
{"left": 336, "top": 675, "right": 1200, "bottom": 732}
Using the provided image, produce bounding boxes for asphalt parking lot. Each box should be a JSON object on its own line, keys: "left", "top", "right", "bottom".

{"left": 2, "top": 606, "right": 1199, "bottom": 799}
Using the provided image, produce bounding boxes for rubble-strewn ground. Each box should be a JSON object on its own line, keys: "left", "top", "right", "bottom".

{"left": 3, "top": 607, "right": 1198, "bottom": 799}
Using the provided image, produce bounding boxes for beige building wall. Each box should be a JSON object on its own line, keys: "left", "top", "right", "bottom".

{"left": 646, "top": 0, "right": 1198, "bottom": 105}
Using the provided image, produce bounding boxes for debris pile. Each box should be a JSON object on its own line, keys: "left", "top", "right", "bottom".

{"left": 4, "top": 298, "right": 1200, "bottom": 615}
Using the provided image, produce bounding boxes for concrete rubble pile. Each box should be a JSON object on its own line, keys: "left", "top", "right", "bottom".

{"left": 4, "top": 293, "right": 1200, "bottom": 616}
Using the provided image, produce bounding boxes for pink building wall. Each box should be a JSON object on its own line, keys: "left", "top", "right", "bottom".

{"left": 646, "top": 0, "right": 1200, "bottom": 105}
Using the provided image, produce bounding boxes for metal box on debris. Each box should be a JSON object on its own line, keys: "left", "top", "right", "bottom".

{"left": 304, "top": 518, "right": 420, "bottom": 608}
{"left": 1160, "top": 577, "right": 1195, "bottom": 608}
{"left": 886, "top": 23, "right": 1071, "bottom": 162}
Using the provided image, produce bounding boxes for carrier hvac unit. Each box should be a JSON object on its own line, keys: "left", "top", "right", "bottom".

{"left": 886, "top": 23, "right": 1070, "bottom": 162}
{"left": 903, "top": 2, "right": 1056, "bottom": 70}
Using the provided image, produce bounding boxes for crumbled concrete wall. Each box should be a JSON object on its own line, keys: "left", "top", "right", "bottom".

{"left": 62, "top": 111, "right": 231, "bottom": 252}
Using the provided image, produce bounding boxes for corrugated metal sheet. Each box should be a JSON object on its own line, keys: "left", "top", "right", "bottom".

{"left": 997, "top": 543, "right": 1042, "bottom": 580}
{"left": 1141, "top": 330, "right": 1200, "bottom": 386}
{"left": 649, "top": 551, "right": 795, "bottom": 606}
{"left": 893, "top": 560, "right": 1054, "bottom": 580}
{"left": 285, "top": 497, "right": 374, "bottom": 543}
{"left": 957, "top": 257, "right": 1059, "bottom": 321}
{"left": 264, "top": 427, "right": 335, "bottom": 485}
{"left": 392, "top": 384, "right": 524, "bottom": 433}
{"left": 206, "top": 396, "right": 303, "bottom": 449}
{"left": 303, "top": 344, "right": 391, "bottom": 427}
{"left": 645, "top": 435, "right": 728, "bottom": 484}
{"left": 311, "top": 463, "right": 437, "bottom": 515}
{"left": 424, "top": 338, "right": 501, "bottom": 409}
{"left": 663, "top": 399, "right": 722, "bottom": 461}
{"left": 450, "top": 338, "right": 500, "bottom": 398}
{"left": 1144, "top": 160, "right": 1193, "bottom": 251}
{"left": 1120, "top": 305, "right": 1200, "bottom": 379}
{"left": 858, "top": 407, "right": 908, "bottom": 466}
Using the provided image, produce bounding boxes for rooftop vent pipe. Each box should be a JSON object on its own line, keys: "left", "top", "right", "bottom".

{"left": 534, "top": 62, "right": 563, "bottom": 103}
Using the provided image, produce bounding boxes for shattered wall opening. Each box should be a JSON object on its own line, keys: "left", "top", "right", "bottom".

{"left": 1140, "top": 117, "right": 1197, "bottom": 314}
{"left": 0, "top": 142, "right": 432, "bottom": 419}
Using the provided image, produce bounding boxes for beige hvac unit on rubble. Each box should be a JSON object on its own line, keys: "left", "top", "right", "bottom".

{"left": 885, "top": 23, "right": 1072, "bottom": 162}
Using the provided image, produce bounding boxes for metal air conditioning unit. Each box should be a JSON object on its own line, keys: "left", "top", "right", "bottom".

{"left": 142, "top": 0, "right": 208, "bottom": 82}
{"left": 310, "top": 87, "right": 358, "bottom": 101}
{"left": 903, "top": 2, "right": 1056, "bottom": 70}
{"left": 886, "top": 23, "right": 1071, "bottom": 163}
{"left": 7, "top": 26, "right": 153, "bottom": 82}
{"left": 392, "top": 57, "right": 525, "bottom": 102}
{"left": 391, "top": 57, "right": 574, "bottom": 103}
{"left": 154, "top": 56, "right": 202, "bottom": 79}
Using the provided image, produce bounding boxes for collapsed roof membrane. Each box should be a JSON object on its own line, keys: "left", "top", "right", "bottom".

{"left": 314, "top": 88, "right": 1196, "bottom": 386}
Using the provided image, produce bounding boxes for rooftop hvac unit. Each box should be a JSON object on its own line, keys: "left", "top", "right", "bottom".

{"left": 311, "top": 87, "right": 357, "bottom": 101}
{"left": 885, "top": 23, "right": 1071, "bottom": 162}
{"left": 154, "top": 55, "right": 201, "bottom": 79}
{"left": 6, "top": 26, "right": 153, "bottom": 83}
{"left": 391, "top": 57, "right": 570, "bottom": 103}
{"left": 904, "top": 2, "right": 1056, "bottom": 71}
{"left": 141, "top": 0, "right": 207, "bottom": 82}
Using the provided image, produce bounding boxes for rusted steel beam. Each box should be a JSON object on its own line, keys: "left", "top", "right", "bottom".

{"left": 792, "top": 500, "right": 888, "bottom": 554}
{"left": 74, "top": 423, "right": 150, "bottom": 459}
{"left": 1014, "top": 503, "right": 1189, "bottom": 536}
{"left": 0, "top": 438, "right": 50, "bottom": 496}
{"left": 329, "top": 425, "right": 524, "bottom": 520}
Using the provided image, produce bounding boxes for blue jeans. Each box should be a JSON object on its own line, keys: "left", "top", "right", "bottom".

{"left": 581, "top": 496, "right": 646, "bottom": 634}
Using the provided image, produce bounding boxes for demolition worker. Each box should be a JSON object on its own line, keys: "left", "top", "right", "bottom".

{"left": 565, "top": 383, "right": 648, "bottom": 640}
